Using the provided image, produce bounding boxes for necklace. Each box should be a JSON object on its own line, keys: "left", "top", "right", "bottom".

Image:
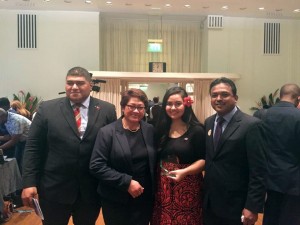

{"left": 122, "top": 120, "right": 140, "bottom": 133}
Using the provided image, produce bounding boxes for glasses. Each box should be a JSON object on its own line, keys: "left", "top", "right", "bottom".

{"left": 126, "top": 105, "right": 145, "bottom": 111}
{"left": 166, "top": 102, "right": 183, "bottom": 108}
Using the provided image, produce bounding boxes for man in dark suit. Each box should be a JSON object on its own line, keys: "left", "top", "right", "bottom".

{"left": 21, "top": 67, "right": 117, "bottom": 225}
{"left": 203, "top": 77, "right": 267, "bottom": 225}
{"left": 262, "top": 84, "right": 300, "bottom": 225}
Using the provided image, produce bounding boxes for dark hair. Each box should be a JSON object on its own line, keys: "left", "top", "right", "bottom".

{"left": 209, "top": 77, "right": 237, "bottom": 96}
{"left": 66, "top": 66, "right": 92, "bottom": 82}
{"left": 153, "top": 96, "right": 159, "bottom": 103}
{"left": 156, "top": 86, "right": 201, "bottom": 151}
{"left": 120, "top": 88, "right": 148, "bottom": 109}
{"left": 0, "top": 97, "right": 10, "bottom": 111}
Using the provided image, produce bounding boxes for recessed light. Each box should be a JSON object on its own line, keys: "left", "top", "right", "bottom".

{"left": 64, "top": 0, "right": 71, "bottom": 3}
{"left": 258, "top": 7, "right": 265, "bottom": 11}
{"left": 202, "top": 6, "right": 209, "bottom": 9}
{"left": 240, "top": 7, "right": 247, "bottom": 10}
{"left": 106, "top": 1, "right": 112, "bottom": 5}
{"left": 145, "top": 4, "right": 152, "bottom": 7}
{"left": 184, "top": 4, "right": 191, "bottom": 8}
{"left": 125, "top": 3, "right": 132, "bottom": 6}
{"left": 165, "top": 4, "right": 171, "bottom": 7}
{"left": 151, "top": 7, "right": 161, "bottom": 10}
{"left": 221, "top": 5, "right": 228, "bottom": 10}
{"left": 293, "top": 9, "right": 300, "bottom": 13}
{"left": 275, "top": 9, "right": 282, "bottom": 12}
{"left": 85, "top": 0, "right": 92, "bottom": 4}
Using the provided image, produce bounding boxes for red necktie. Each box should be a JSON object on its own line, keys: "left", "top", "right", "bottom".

{"left": 74, "top": 107, "right": 81, "bottom": 132}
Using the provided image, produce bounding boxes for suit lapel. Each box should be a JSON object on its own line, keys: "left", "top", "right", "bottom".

{"left": 83, "top": 97, "right": 101, "bottom": 139}
{"left": 214, "top": 110, "right": 241, "bottom": 156}
{"left": 115, "top": 119, "right": 133, "bottom": 171}
{"left": 60, "top": 98, "right": 80, "bottom": 137}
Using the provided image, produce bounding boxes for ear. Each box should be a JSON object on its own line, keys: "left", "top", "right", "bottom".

{"left": 235, "top": 95, "right": 239, "bottom": 102}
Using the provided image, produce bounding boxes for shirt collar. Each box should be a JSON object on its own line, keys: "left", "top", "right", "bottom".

{"left": 216, "top": 106, "right": 238, "bottom": 123}
{"left": 70, "top": 96, "right": 90, "bottom": 109}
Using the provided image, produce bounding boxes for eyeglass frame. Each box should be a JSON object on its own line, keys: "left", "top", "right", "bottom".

{"left": 126, "top": 104, "right": 146, "bottom": 111}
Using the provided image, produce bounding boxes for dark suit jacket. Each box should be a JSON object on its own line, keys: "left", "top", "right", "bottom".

{"left": 204, "top": 109, "right": 267, "bottom": 219}
{"left": 264, "top": 101, "right": 300, "bottom": 196}
{"left": 22, "top": 97, "right": 117, "bottom": 204}
{"left": 89, "top": 119, "right": 156, "bottom": 204}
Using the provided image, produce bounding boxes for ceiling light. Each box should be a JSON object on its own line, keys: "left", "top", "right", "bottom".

{"left": 258, "top": 7, "right": 265, "bottom": 11}
{"left": 240, "top": 7, "right": 247, "bottom": 10}
{"left": 106, "top": 1, "right": 112, "bottom": 5}
{"left": 165, "top": 4, "right": 171, "bottom": 7}
{"left": 85, "top": 0, "right": 92, "bottom": 3}
{"left": 125, "top": 3, "right": 132, "bottom": 6}
{"left": 202, "top": 6, "right": 209, "bottom": 9}
{"left": 145, "top": 4, "right": 152, "bottom": 7}
{"left": 293, "top": 9, "right": 300, "bottom": 13}
{"left": 64, "top": 0, "right": 72, "bottom": 3}
{"left": 184, "top": 5, "right": 191, "bottom": 8}
{"left": 275, "top": 9, "right": 282, "bottom": 12}
{"left": 151, "top": 7, "right": 161, "bottom": 10}
{"left": 221, "top": 6, "right": 228, "bottom": 10}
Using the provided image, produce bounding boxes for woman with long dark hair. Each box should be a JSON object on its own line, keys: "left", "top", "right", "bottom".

{"left": 151, "top": 86, "right": 205, "bottom": 225}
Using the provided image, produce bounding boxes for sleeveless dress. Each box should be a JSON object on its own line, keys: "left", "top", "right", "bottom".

{"left": 151, "top": 125, "right": 205, "bottom": 225}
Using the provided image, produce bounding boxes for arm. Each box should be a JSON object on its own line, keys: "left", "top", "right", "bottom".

{"left": 0, "top": 134, "right": 21, "bottom": 149}
{"left": 0, "top": 135, "right": 11, "bottom": 142}
{"left": 242, "top": 120, "right": 267, "bottom": 223}
{"left": 21, "top": 104, "right": 47, "bottom": 206}
{"left": 168, "top": 159, "right": 205, "bottom": 182}
{"left": 89, "top": 127, "right": 132, "bottom": 192}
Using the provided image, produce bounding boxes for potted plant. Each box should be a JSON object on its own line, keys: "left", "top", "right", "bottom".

{"left": 12, "top": 90, "right": 42, "bottom": 117}
{"left": 250, "top": 89, "right": 280, "bottom": 111}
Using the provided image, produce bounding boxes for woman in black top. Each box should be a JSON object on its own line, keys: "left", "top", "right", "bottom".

{"left": 151, "top": 86, "right": 206, "bottom": 225}
{"left": 90, "top": 88, "right": 156, "bottom": 225}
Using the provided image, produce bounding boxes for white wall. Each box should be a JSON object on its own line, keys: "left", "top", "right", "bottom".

{"left": 0, "top": 10, "right": 99, "bottom": 101}
{"left": 202, "top": 17, "right": 300, "bottom": 114}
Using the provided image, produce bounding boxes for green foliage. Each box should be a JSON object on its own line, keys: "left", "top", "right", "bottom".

{"left": 250, "top": 89, "right": 280, "bottom": 110}
{"left": 12, "top": 90, "right": 42, "bottom": 115}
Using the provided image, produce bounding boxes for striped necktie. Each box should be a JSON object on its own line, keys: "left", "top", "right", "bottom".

{"left": 73, "top": 106, "right": 81, "bottom": 132}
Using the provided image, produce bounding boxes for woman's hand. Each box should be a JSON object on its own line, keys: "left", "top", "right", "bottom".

{"left": 127, "top": 180, "right": 144, "bottom": 198}
{"left": 167, "top": 169, "right": 187, "bottom": 182}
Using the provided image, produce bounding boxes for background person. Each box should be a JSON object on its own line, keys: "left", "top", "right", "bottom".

{"left": 151, "top": 86, "right": 205, "bottom": 225}
{"left": 203, "top": 77, "right": 267, "bottom": 225}
{"left": 262, "top": 84, "right": 300, "bottom": 225}
{"left": 90, "top": 88, "right": 156, "bottom": 225}
{"left": 21, "top": 66, "right": 117, "bottom": 225}
{"left": 10, "top": 100, "right": 31, "bottom": 120}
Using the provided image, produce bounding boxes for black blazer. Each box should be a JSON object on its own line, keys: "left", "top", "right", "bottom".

{"left": 22, "top": 97, "right": 117, "bottom": 204}
{"left": 204, "top": 109, "right": 267, "bottom": 219}
{"left": 264, "top": 101, "right": 300, "bottom": 196}
{"left": 90, "top": 119, "right": 157, "bottom": 204}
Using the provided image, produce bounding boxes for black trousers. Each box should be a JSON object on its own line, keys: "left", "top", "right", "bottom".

{"left": 40, "top": 196, "right": 100, "bottom": 225}
{"left": 102, "top": 198, "right": 153, "bottom": 225}
{"left": 263, "top": 190, "right": 300, "bottom": 225}
{"left": 203, "top": 200, "right": 243, "bottom": 225}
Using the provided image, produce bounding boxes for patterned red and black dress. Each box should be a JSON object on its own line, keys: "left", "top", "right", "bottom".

{"left": 151, "top": 125, "right": 205, "bottom": 225}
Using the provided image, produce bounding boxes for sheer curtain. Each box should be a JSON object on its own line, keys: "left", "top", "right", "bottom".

{"left": 100, "top": 13, "right": 203, "bottom": 73}
{"left": 90, "top": 78, "right": 122, "bottom": 117}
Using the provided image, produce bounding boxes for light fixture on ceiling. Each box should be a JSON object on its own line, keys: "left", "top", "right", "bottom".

{"left": 221, "top": 5, "right": 229, "bottom": 10}
{"left": 106, "top": 1, "right": 112, "bottom": 5}
{"left": 184, "top": 5, "right": 191, "bottom": 8}
{"left": 293, "top": 9, "right": 300, "bottom": 13}
{"left": 258, "top": 7, "right": 265, "bottom": 11}
{"left": 85, "top": 0, "right": 92, "bottom": 4}
{"left": 165, "top": 4, "right": 171, "bottom": 8}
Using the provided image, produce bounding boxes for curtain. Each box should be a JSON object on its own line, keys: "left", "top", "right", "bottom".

{"left": 90, "top": 78, "right": 122, "bottom": 118}
{"left": 100, "top": 13, "right": 203, "bottom": 73}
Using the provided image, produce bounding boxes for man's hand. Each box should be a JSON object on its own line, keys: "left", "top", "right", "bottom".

{"left": 127, "top": 180, "right": 144, "bottom": 198}
{"left": 22, "top": 187, "right": 38, "bottom": 208}
{"left": 242, "top": 208, "right": 258, "bottom": 225}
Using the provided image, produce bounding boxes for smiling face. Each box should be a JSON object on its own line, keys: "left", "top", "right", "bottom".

{"left": 122, "top": 97, "right": 146, "bottom": 125}
{"left": 165, "top": 94, "right": 185, "bottom": 121}
{"left": 210, "top": 82, "right": 238, "bottom": 116}
{"left": 65, "top": 75, "right": 92, "bottom": 104}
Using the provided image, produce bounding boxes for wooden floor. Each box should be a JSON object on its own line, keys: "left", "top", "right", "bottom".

{"left": 3, "top": 206, "right": 105, "bottom": 225}
{"left": 3, "top": 206, "right": 263, "bottom": 225}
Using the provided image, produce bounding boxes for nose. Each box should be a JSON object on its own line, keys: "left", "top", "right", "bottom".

{"left": 71, "top": 83, "right": 79, "bottom": 89}
{"left": 171, "top": 105, "right": 176, "bottom": 110}
{"left": 132, "top": 108, "right": 139, "bottom": 112}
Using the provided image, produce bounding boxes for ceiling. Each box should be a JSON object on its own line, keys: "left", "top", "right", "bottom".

{"left": 1, "top": 0, "right": 300, "bottom": 19}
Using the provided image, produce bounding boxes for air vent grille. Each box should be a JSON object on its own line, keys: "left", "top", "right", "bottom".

{"left": 207, "top": 15, "right": 223, "bottom": 29}
{"left": 17, "top": 14, "right": 37, "bottom": 49}
{"left": 264, "top": 22, "right": 280, "bottom": 55}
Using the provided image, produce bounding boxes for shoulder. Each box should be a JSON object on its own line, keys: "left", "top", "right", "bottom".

{"left": 91, "top": 97, "right": 115, "bottom": 107}
{"left": 39, "top": 97, "right": 65, "bottom": 108}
